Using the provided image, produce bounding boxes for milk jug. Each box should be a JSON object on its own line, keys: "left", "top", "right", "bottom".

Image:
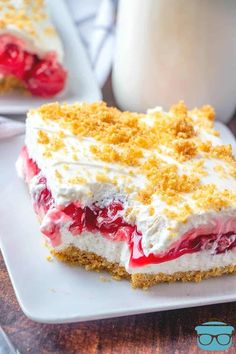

{"left": 112, "top": 0, "right": 236, "bottom": 122}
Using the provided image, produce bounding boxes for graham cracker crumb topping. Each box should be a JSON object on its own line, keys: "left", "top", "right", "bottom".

{"left": 0, "top": 0, "right": 51, "bottom": 39}
{"left": 192, "top": 184, "right": 236, "bottom": 211}
{"left": 68, "top": 176, "right": 87, "bottom": 185}
{"left": 37, "top": 130, "right": 65, "bottom": 153}
{"left": 32, "top": 101, "right": 236, "bottom": 215}
{"left": 173, "top": 139, "right": 197, "bottom": 161}
{"left": 37, "top": 130, "right": 49, "bottom": 144}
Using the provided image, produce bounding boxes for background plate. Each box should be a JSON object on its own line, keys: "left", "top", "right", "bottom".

{"left": 0, "top": 124, "right": 235, "bottom": 323}
{"left": 0, "top": 0, "right": 102, "bottom": 114}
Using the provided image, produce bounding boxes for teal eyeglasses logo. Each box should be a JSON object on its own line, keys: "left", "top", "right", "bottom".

{"left": 195, "top": 321, "right": 234, "bottom": 351}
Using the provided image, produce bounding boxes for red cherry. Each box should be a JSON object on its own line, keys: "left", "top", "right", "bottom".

{"left": 20, "top": 146, "right": 40, "bottom": 182}
{"left": 114, "top": 226, "right": 135, "bottom": 242}
{"left": 0, "top": 43, "right": 34, "bottom": 79}
{"left": 63, "top": 204, "right": 85, "bottom": 235}
{"left": 25, "top": 59, "right": 67, "bottom": 97}
{"left": 84, "top": 207, "right": 97, "bottom": 231}
{"left": 38, "top": 187, "right": 53, "bottom": 213}
{"left": 95, "top": 202, "right": 124, "bottom": 234}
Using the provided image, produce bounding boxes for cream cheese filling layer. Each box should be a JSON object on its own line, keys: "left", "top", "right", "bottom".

{"left": 52, "top": 228, "right": 236, "bottom": 275}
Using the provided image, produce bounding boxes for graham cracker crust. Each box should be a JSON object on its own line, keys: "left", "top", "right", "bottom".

{"left": 51, "top": 246, "right": 129, "bottom": 280}
{"left": 0, "top": 76, "right": 28, "bottom": 94}
{"left": 51, "top": 246, "right": 236, "bottom": 289}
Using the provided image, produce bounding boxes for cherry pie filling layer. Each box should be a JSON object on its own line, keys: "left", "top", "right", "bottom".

{"left": 0, "top": 35, "right": 67, "bottom": 97}
{"left": 21, "top": 146, "right": 236, "bottom": 268}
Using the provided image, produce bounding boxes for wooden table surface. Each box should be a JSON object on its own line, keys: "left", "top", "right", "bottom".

{"left": 1, "top": 78, "right": 236, "bottom": 354}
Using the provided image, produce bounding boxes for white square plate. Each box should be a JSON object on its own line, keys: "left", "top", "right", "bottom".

{"left": 0, "top": 0, "right": 102, "bottom": 114}
{"left": 0, "top": 123, "right": 235, "bottom": 323}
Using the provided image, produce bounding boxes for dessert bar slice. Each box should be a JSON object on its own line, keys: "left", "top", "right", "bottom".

{"left": 0, "top": 0, "right": 67, "bottom": 97}
{"left": 16, "top": 101, "right": 236, "bottom": 288}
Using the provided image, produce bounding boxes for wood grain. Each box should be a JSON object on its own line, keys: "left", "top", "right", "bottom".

{"left": 1, "top": 76, "right": 236, "bottom": 354}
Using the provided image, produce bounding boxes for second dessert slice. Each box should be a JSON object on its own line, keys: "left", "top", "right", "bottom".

{"left": 0, "top": 0, "right": 67, "bottom": 97}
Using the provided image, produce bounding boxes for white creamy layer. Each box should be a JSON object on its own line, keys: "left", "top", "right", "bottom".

{"left": 24, "top": 108, "right": 236, "bottom": 258}
{"left": 0, "top": 0, "right": 63, "bottom": 62}
{"left": 52, "top": 228, "right": 236, "bottom": 275}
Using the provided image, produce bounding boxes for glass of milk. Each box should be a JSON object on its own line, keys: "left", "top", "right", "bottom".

{"left": 112, "top": 0, "right": 236, "bottom": 122}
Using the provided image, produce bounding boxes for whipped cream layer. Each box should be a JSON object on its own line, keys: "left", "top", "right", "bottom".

{"left": 23, "top": 102, "right": 236, "bottom": 261}
{"left": 0, "top": 0, "right": 63, "bottom": 62}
